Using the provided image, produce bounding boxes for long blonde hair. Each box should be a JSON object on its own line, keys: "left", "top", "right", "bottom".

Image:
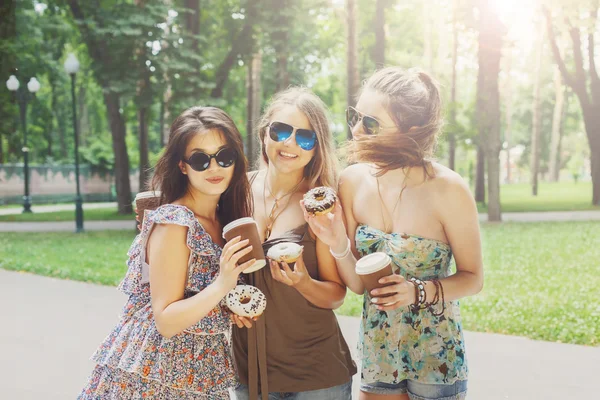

{"left": 256, "top": 87, "right": 339, "bottom": 188}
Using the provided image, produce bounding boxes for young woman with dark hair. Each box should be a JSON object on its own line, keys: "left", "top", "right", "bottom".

{"left": 305, "top": 68, "right": 483, "bottom": 400}
{"left": 79, "top": 106, "right": 255, "bottom": 399}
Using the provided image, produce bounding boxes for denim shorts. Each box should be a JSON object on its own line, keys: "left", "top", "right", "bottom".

{"left": 360, "top": 379, "right": 467, "bottom": 400}
{"left": 234, "top": 379, "right": 352, "bottom": 399}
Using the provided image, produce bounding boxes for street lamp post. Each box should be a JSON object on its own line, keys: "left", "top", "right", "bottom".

{"left": 64, "top": 53, "right": 84, "bottom": 233}
{"left": 6, "top": 74, "right": 40, "bottom": 213}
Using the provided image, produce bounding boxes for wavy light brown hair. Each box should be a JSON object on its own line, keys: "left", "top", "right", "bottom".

{"left": 350, "top": 67, "right": 443, "bottom": 175}
{"left": 151, "top": 106, "right": 252, "bottom": 226}
{"left": 256, "top": 87, "right": 339, "bottom": 189}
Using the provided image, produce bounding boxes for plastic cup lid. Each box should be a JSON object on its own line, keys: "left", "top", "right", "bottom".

{"left": 135, "top": 190, "right": 161, "bottom": 200}
{"left": 222, "top": 217, "right": 257, "bottom": 237}
{"left": 355, "top": 252, "right": 391, "bottom": 275}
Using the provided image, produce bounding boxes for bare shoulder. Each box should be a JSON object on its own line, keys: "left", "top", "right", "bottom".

{"left": 429, "top": 162, "right": 473, "bottom": 202}
{"left": 148, "top": 223, "right": 189, "bottom": 249}
{"left": 339, "top": 163, "right": 372, "bottom": 188}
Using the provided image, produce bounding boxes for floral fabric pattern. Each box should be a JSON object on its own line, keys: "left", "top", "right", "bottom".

{"left": 355, "top": 224, "right": 468, "bottom": 386}
{"left": 78, "top": 205, "right": 235, "bottom": 399}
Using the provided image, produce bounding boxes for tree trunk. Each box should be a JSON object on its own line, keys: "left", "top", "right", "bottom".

{"left": 346, "top": 0, "right": 359, "bottom": 139}
{"left": 475, "top": 146, "right": 485, "bottom": 203}
{"left": 582, "top": 108, "right": 600, "bottom": 205}
{"left": 504, "top": 46, "right": 513, "bottom": 183}
{"left": 138, "top": 107, "right": 150, "bottom": 191}
{"left": 104, "top": 92, "right": 132, "bottom": 214}
{"left": 530, "top": 23, "right": 544, "bottom": 196}
{"left": 373, "top": 0, "right": 386, "bottom": 68}
{"left": 548, "top": 67, "right": 565, "bottom": 182}
{"left": 423, "top": 0, "right": 435, "bottom": 73}
{"left": 448, "top": 0, "right": 458, "bottom": 171}
{"left": 159, "top": 99, "right": 166, "bottom": 148}
{"left": 246, "top": 51, "right": 262, "bottom": 168}
{"left": 0, "top": 129, "right": 4, "bottom": 164}
{"left": 544, "top": 5, "right": 599, "bottom": 205}
{"left": 476, "top": 0, "right": 504, "bottom": 221}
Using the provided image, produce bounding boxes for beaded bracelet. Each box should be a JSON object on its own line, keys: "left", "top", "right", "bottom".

{"left": 409, "top": 277, "right": 427, "bottom": 309}
{"left": 330, "top": 238, "right": 351, "bottom": 259}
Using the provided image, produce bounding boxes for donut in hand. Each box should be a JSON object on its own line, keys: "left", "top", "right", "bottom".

{"left": 267, "top": 242, "right": 303, "bottom": 264}
{"left": 303, "top": 186, "right": 337, "bottom": 216}
{"left": 226, "top": 285, "right": 267, "bottom": 318}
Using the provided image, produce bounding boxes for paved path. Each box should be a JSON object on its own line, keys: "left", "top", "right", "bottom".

{"left": 1, "top": 209, "right": 599, "bottom": 233}
{"left": 478, "top": 209, "right": 600, "bottom": 222}
{"left": 1, "top": 269, "right": 598, "bottom": 399}
{"left": 0, "top": 202, "right": 117, "bottom": 215}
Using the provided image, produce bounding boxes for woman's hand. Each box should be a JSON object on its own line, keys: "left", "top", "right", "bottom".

{"left": 369, "top": 274, "right": 416, "bottom": 311}
{"left": 301, "top": 199, "right": 348, "bottom": 253}
{"left": 215, "top": 236, "right": 256, "bottom": 292}
{"left": 231, "top": 314, "right": 259, "bottom": 329}
{"left": 269, "top": 252, "right": 311, "bottom": 289}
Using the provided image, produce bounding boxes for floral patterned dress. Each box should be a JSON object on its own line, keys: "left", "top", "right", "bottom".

{"left": 355, "top": 224, "right": 468, "bottom": 386}
{"left": 78, "top": 205, "right": 236, "bottom": 399}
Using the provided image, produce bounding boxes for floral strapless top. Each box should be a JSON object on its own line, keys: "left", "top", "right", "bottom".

{"left": 355, "top": 224, "right": 468, "bottom": 385}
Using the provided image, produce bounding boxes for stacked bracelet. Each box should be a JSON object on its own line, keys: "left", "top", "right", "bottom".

{"left": 330, "top": 238, "right": 351, "bottom": 259}
{"left": 409, "top": 277, "right": 427, "bottom": 310}
{"left": 409, "top": 277, "right": 446, "bottom": 316}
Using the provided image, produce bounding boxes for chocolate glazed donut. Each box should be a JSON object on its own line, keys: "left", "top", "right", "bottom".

{"left": 303, "top": 186, "right": 337, "bottom": 216}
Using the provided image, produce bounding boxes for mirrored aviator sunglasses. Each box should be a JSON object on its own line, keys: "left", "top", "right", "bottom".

{"left": 346, "top": 106, "right": 381, "bottom": 136}
{"left": 268, "top": 121, "right": 317, "bottom": 151}
{"left": 183, "top": 147, "right": 236, "bottom": 172}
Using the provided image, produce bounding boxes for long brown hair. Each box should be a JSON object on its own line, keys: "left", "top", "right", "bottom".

{"left": 151, "top": 106, "right": 253, "bottom": 226}
{"left": 349, "top": 67, "right": 443, "bottom": 175}
{"left": 256, "top": 87, "right": 339, "bottom": 189}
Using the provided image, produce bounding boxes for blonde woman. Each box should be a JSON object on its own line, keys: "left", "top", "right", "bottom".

{"left": 231, "top": 87, "right": 357, "bottom": 400}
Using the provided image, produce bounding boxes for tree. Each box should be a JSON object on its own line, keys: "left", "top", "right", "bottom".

{"left": 548, "top": 65, "right": 566, "bottom": 182}
{"left": 346, "top": 0, "right": 359, "bottom": 139}
{"left": 246, "top": 51, "right": 262, "bottom": 167}
{"left": 530, "top": 19, "right": 544, "bottom": 196}
{"left": 476, "top": 0, "right": 504, "bottom": 221}
{"left": 448, "top": 0, "right": 459, "bottom": 171}
{"left": 544, "top": 3, "right": 600, "bottom": 205}
{"left": 373, "top": 0, "right": 387, "bottom": 68}
{"left": 503, "top": 44, "right": 514, "bottom": 183}
{"left": 66, "top": 0, "right": 139, "bottom": 213}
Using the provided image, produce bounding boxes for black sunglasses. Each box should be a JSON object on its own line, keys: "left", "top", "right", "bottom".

{"left": 182, "top": 147, "right": 236, "bottom": 172}
{"left": 268, "top": 121, "right": 317, "bottom": 151}
{"left": 346, "top": 106, "right": 395, "bottom": 136}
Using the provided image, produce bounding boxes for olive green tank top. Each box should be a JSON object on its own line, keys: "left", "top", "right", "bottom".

{"left": 231, "top": 224, "right": 356, "bottom": 399}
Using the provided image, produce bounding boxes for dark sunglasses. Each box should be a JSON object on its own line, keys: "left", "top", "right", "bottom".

{"left": 182, "top": 147, "right": 236, "bottom": 172}
{"left": 268, "top": 121, "right": 317, "bottom": 151}
{"left": 346, "top": 106, "right": 394, "bottom": 136}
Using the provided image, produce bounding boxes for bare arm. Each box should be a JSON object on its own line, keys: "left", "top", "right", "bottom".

{"left": 148, "top": 225, "right": 254, "bottom": 338}
{"left": 269, "top": 236, "right": 346, "bottom": 309}
{"left": 431, "top": 177, "right": 484, "bottom": 301}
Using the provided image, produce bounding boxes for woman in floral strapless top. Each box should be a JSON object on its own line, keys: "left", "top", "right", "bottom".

{"left": 78, "top": 106, "right": 255, "bottom": 399}
{"left": 305, "top": 68, "right": 483, "bottom": 400}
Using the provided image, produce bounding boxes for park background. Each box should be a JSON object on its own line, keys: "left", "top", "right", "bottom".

{"left": 0, "top": 0, "right": 598, "bottom": 362}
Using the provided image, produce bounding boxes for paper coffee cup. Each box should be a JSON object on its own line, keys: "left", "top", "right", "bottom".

{"left": 355, "top": 252, "right": 394, "bottom": 295}
{"left": 134, "top": 191, "right": 161, "bottom": 226}
{"left": 222, "top": 217, "right": 266, "bottom": 273}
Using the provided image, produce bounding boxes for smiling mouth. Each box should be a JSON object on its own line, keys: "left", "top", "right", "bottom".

{"left": 279, "top": 151, "right": 298, "bottom": 159}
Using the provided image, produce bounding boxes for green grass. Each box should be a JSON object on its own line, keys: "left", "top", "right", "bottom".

{"left": 477, "top": 181, "right": 599, "bottom": 213}
{"left": 0, "top": 207, "right": 133, "bottom": 222}
{"left": 0, "top": 230, "right": 136, "bottom": 285}
{"left": 1, "top": 222, "right": 599, "bottom": 345}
